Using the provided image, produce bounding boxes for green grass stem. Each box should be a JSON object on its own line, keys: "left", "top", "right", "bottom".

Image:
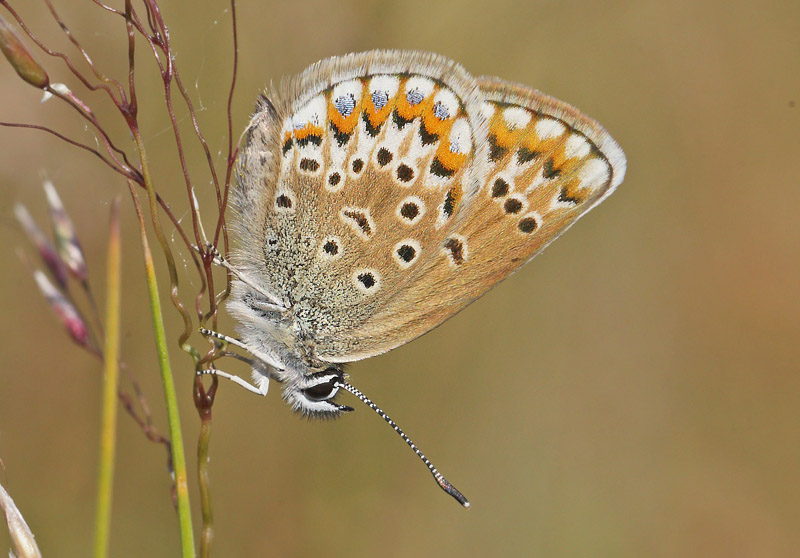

{"left": 93, "top": 197, "right": 122, "bottom": 558}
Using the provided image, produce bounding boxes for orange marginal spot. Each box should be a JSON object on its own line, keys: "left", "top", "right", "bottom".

{"left": 421, "top": 103, "right": 456, "bottom": 138}
{"left": 526, "top": 113, "right": 574, "bottom": 156}
{"left": 395, "top": 77, "right": 433, "bottom": 121}
{"left": 518, "top": 129, "right": 544, "bottom": 157}
{"left": 434, "top": 138, "right": 468, "bottom": 172}
{"left": 554, "top": 151, "right": 586, "bottom": 182}
{"left": 547, "top": 136, "right": 576, "bottom": 172}
{"left": 293, "top": 123, "right": 324, "bottom": 142}
{"left": 328, "top": 83, "right": 365, "bottom": 136}
{"left": 489, "top": 116, "right": 524, "bottom": 150}
{"left": 364, "top": 81, "right": 397, "bottom": 129}
{"left": 558, "top": 175, "right": 592, "bottom": 205}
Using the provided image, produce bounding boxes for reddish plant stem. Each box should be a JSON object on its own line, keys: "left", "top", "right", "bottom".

{"left": 214, "top": 0, "right": 240, "bottom": 254}
{"left": 42, "top": 0, "right": 126, "bottom": 102}
{"left": 0, "top": 1, "right": 127, "bottom": 107}
{"left": 46, "top": 86, "right": 138, "bottom": 174}
{"left": 0, "top": 121, "right": 138, "bottom": 180}
{"left": 135, "top": 2, "right": 216, "bottom": 329}
{"left": 91, "top": 1, "right": 124, "bottom": 17}
{"left": 123, "top": 1, "right": 198, "bottom": 358}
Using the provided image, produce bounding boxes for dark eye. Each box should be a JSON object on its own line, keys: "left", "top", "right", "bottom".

{"left": 302, "top": 379, "right": 337, "bottom": 401}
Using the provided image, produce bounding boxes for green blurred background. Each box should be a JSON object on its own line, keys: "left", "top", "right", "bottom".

{"left": 1, "top": 1, "right": 799, "bottom": 556}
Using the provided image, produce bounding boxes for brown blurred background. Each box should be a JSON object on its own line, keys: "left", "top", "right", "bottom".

{"left": 1, "top": 1, "right": 799, "bottom": 556}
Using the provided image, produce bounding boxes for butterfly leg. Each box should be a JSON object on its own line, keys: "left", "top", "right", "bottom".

{"left": 197, "top": 368, "right": 269, "bottom": 396}
{"left": 199, "top": 243, "right": 287, "bottom": 310}
{"left": 199, "top": 327, "right": 285, "bottom": 371}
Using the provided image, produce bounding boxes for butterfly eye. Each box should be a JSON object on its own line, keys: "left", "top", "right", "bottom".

{"left": 302, "top": 372, "right": 341, "bottom": 401}
{"left": 302, "top": 381, "right": 336, "bottom": 401}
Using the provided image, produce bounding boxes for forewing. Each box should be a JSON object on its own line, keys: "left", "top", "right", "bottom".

{"left": 320, "top": 76, "right": 626, "bottom": 361}
{"left": 230, "top": 51, "right": 489, "bottom": 356}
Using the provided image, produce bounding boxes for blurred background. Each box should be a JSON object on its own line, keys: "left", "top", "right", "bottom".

{"left": 1, "top": 0, "right": 799, "bottom": 556}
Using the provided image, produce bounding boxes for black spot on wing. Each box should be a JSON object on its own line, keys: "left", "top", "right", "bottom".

{"left": 517, "top": 147, "right": 540, "bottom": 164}
{"left": 392, "top": 110, "right": 413, "bottom": 130}
{"left": 443, "top": 189, "right": 456, "bottom": 218}
{"left": 330, "top": 121, "right": 351, "bottom": 147}
{"left": 299, "top": 158, "right": 320, "bottom": 172}
{"left": 282, "top": 137, "right": 293, "bottom": 156}
{"left": 542, "top": 158, "right": 561, "bottom": 179}
{"left": 296, "top": 134, "right": 322, "bottom": 148}
{"left": 491, "top": 178, "right": 509, "bottom": 198}
{"left": 400, "top": 202, "right": 419, "bottom": 221}
{"left": 444, "top": 237, "right": 464, "bottom": 265}
{"left": 377, "top": 148, "right": 393, "bottom": 167}
{"left": 519, "top": 217, "right": 538, "bottom": 233}
{"left": 342, "top": 209, "right": 372, "bottom": 237}
{"left": 503, "top": 198, "right": 522, "bottom": 214}
{"left": 397, "top": 244, "right": 416, "bottom": 263}
{"left": 362, "top": 111, "right": 382, "bottom": 137}
{"left": 419, "top": 123, "right": 439, "bottom": 146}
{"left": 276, "top": 195, "right": 292, "bottom": 209}
{"left": 430, "top": 157, "right": 455, "bottom": 178}
{"left": 397, "top": 164, "right": 415, "bottom": 183}
{"left": 323, "top": 240, "right": 339, "bottom": 255}
{"left": 488, "top": 134, "right": 508, "bottom": 162}
{"left": 558, "top": 187, "right": 582, "bottom": 205}
{"left": 357, "top": 272, "right": 376, "bottom": 288}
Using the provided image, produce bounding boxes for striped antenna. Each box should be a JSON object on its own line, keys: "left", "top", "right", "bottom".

{"left": 336, "top": 381, "right": 470, "bottom": 508}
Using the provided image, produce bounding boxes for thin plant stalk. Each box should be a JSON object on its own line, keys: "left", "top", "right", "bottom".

{"left": 195, "top": 376, "right": 217, "bottom": 558}
{"left": 2, "top": 1, "right": 248, "bottom": 550}
{"left": 128, "top": 181, "right": 195, "bottom": 558}
{"left": 93, "top": 196, "right": 122, "bottom": 558}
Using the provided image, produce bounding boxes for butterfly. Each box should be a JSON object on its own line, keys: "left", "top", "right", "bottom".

{"left": 202, "top": 50, "right": 626, "bottom": 506}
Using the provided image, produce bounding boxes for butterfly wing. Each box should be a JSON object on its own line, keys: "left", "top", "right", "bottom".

{"left": 231, "top": 50, "right": 490, "bottom": 358}
{"left": 313, "top": 75, "right": 626, "bottom": 362}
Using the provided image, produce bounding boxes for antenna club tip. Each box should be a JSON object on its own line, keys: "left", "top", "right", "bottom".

{"left": 462, "top": 501, "right": 471, "bottom": 509}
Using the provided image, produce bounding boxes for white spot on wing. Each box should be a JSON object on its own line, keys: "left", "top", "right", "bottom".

{"left": 480, "top": 102, "right": 496, "bottom": 120}
{"left": 502, "top": 107, "right": 531, "bottom": 129}
{"left": 579, "top": 158, "right": 611, "bottom": 191}
{"left": 369, "top": 75, "right": 400, "bottom": 109}
{"left": 405, "top": 77, "right": 434, "bottom": 105}
{"left": 292, "top": 95, "right": 326, "bottom": 129}
{"left": 564, "top": 134, "right": 591, "bottom": 160}
{"left": 332, "top": 80, "right": 362, "bottom": 112}
{"left": 449, "top": 118, "right": 472, "bottom": 154}
{"left": 534, "top": 118, "right": 565, "bottom": 140}
{"left": 432, "top": 89, "right": 458, "bottom": 121}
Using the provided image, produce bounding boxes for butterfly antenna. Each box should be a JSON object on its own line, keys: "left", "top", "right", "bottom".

{"left": 336, "top": 381, "right": 470, "bottom": 508}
